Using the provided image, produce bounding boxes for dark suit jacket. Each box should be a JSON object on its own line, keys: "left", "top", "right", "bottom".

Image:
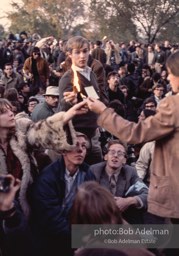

{"left": 89, "top": 162, "right": 148, "bottom": 208}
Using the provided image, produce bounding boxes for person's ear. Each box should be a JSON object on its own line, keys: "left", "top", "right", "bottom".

{"left": 104, "top": 154, "right": 108, "bottom": 161}
{"left": 62, "top": 150, "right": 67, "bottom": 156}
{"left": 122, "top": 157, "right": 127, "bottom": 165}
{"left": 68, "top": 52, "right": 72, "bottom": 59}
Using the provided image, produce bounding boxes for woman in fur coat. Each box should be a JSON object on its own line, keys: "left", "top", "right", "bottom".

{"left": 0, "top": 98, "right": 87, "bottom": 218}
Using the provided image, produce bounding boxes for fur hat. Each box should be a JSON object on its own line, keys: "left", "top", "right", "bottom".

{"left": 43, "top": 86, "right": 59, "bottom": 96}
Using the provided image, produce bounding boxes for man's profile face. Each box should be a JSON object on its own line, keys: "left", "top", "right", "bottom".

{"left": 45, "top": 95, "right": 59, "bottom": 108}
{"left": 108, "top": 75, "right": 119, "bottom": 92}
{"left": 63, "top": 136, "right": 87, "bottom": 166}
{"left": 0, "top": 105, "right": 15, "bottom": 128}
{"left": 69, "top": 43, "right": 89, "bottom": 68}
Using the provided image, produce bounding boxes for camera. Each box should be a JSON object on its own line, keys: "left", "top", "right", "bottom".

{"left": 0, "top": 176, "right": 11, "bottom": 193}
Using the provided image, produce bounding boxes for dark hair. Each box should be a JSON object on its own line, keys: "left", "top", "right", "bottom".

{"left": 108, "top": 100, "right": 126, "bottom": 117}
{"left": 0, "top": 85, "right": 5, "bottom": 98}
{"left": 142, "top": 64, "right": 152, "bottom": 76}
{"left": 127, "top": 63, "right": 135, "bottom": 73}
{"left": 28, "top": 97, "right": 39, "bottom": 105}
{"left": 20, "top": 31, "right": 27, "bottom": 37}
{"left": 71, "top": 181, "right": 123, "bottom": 225}
{"left": 32, "top": 46, "right": 40, "bottom": 53}
{"left": 95, "top": 40, "right": 102, "bottom": 46}
{"left": 4, "top": 88, "right": 19, "bottom": 101}
{"left": 119, "top": 84, "right": 128, "bottom": 90}
{"left": 4, "top": 63, "right": 13, "bottom": 70}
{"left": 16, "top": 82, "right": 29, "bottom": 92}
{"left": 106, "top": 139, "right": 127, "bottom": 155}
{"left": 152, "top": 83, "right": 165, "bottom": 91}
{"left": 30, "top": 46, "right": 40, "bottom": 56}
{"left": 143, "top": 109, "right": 156, "bottom": 118}
{"left": 152, "top": 72, "right": 161, "bottom": 82}
{"left": 107, "top": 71, "right": 118, "bottom": 80}
{"left": 166, "top": 50, "right": 179, "bottom": 76}
{"left": 143, "top": 97, "right": 157, "bottom": 107}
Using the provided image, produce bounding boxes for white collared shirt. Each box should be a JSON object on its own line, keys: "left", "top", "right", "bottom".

{"left": 64, "top": 168, "right": 79, "bottom": 196}
{"left": 105, "top": 168, "right": 121, "bottom": 182}
{"left": 71, "top": 64, "right": 91, "bottom": 81}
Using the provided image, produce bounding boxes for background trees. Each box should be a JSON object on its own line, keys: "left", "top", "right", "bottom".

{"left": 7, "top": 0, "right": 86, "bottom": 38}
{"left": 4, "top": 0, "right": 179, "bottom": 43}
{"left": 89, "top": 0, "right": 179, "bottom": 43}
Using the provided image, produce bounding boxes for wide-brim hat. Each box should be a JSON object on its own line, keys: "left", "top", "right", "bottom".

{"left": 43, "top": 86, "right": 59, "bottom": 96}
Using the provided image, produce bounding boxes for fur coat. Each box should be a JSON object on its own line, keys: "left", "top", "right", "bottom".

{"left": 0, "top": 112, "right": 77, "bottom": 218}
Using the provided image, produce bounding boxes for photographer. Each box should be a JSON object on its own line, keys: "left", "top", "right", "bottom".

{"left": 105, "top": 40, "right": 121, "bottom": 71}
{"left": 0, "top": 175, "right": 33, "bottom": 256}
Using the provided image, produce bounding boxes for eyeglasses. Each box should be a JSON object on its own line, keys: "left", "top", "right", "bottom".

{"left": 155, "top": 88, "right": 164, "bottom": 92}
{"left": 108, "top": 149, "right": 126, "bottom": 157}
{"left": 145, "top": 104, "right": 155, "bottom": 109}
{"left": 29, "top": 102, "right": 37, "bottom": 107}
{"left": 48, "top": 95, "right": 59, "bottom": 99}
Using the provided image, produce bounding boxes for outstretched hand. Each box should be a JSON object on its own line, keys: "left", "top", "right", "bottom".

{"left": 63, "top": 100, "right": 88, "bottom": 124}
{"left": 86, "top": 97, "right": 107, "bottom": 114}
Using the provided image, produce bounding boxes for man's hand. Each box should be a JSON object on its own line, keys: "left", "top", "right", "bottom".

{"left": 114, "top": 196, "right": 138, "bottom": 212}
{"left": 86, "top": 97, "right": 107, "bottom": 114}
{"left": 0, "top": 175, "right": 21, "bottom": 211}
{"left": 63, "top": 100, "right": 88, "bottom": 124}
{"left": 63, "top": 91, "right": 78, "bottom": 105}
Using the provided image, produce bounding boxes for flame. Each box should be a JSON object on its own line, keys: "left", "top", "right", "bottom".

{"left": 73, "top": 69, "right": 81, "bottom": 93}
{"left": 72, "top": 68, "right": 86, "bottom": 99}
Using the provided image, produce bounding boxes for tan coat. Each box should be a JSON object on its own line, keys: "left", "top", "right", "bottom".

{"left": 98, "top": 95, "right": 179, "bottom": 218}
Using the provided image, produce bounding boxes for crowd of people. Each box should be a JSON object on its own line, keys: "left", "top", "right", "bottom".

{"left": 0, "top": 31, "right": 179, "bottom": 256}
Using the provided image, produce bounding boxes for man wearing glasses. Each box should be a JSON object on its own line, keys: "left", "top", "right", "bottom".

{"left": 151, "top": 83, "right": 165, "bottom": 106}
{"left": 89, "top": 139, "right": 148, "bottom": 224}
{"left": 31, "top": 86, "right": 59, "bottom": 122}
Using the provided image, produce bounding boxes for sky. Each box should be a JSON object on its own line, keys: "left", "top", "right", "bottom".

{"left": 0, "top": 0, "right": 22, "bottom": 29}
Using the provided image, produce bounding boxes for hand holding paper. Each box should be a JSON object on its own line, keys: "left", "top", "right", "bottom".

{"left": 86, "top": 97, "right": 107, "bottom": 114}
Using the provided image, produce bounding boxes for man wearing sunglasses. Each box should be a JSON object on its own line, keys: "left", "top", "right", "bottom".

{"left": 23, "top": 46, "right": 50, "bottom": 95}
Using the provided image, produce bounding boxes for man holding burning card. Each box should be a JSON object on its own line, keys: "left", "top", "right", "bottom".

{"left": 58, "top": 36, "right": 108, "bottom": 164}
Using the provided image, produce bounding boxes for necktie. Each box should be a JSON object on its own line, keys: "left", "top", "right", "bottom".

{"left": 110, "top": 174, "right": 117, "bottom": 195}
